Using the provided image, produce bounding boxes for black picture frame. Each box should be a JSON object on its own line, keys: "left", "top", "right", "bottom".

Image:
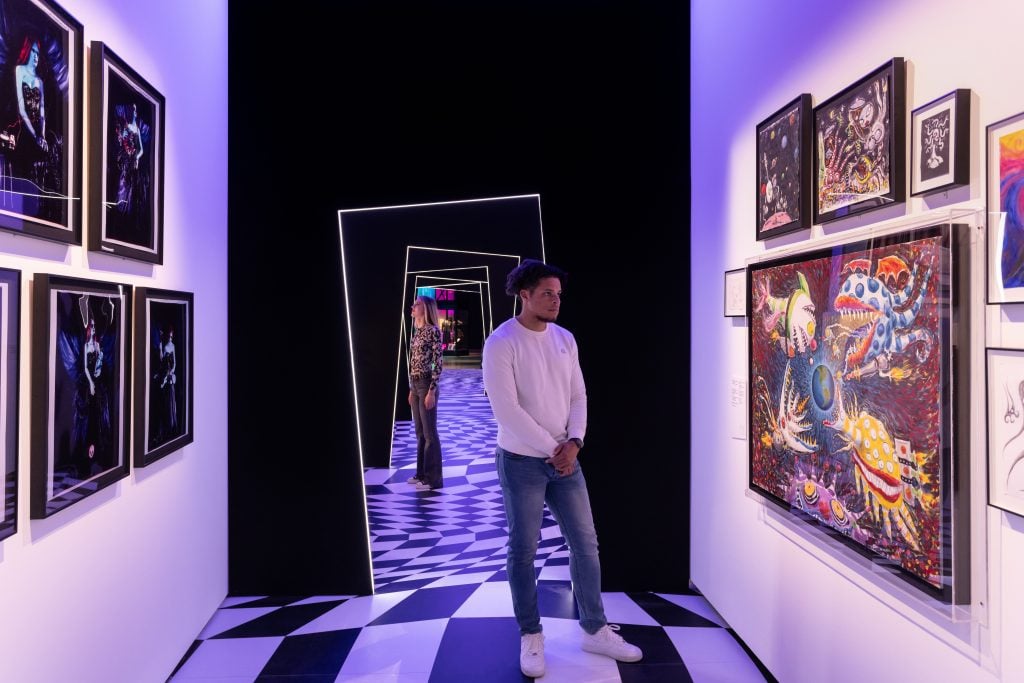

{"left": 910, "top": 89, "right": 970, "bottom": 197}
{"left": 88, "top": 41, "right": 165, "bottom": 263}
{"left": 31, "top": 273, "right": 131, "bottom": 518}
{"left": 0, "top": 267, "right": 19, "bottom": 541}
{"left": 747, "top": 222, "right": 971, "bottom": 604}
{"left": 986, "top": 347, "right": 1024, "bottom": 518}
{"left": 133, "top": 287, "right": 193, "bottom": 466}
{"left": 985, "top": 109, "right": 1024, "bottom": 304}
{"left": 756, "top": 94, "right": 812, "bottom": 240}
{"left": 724, "top": 267, "right": 746, "bottom": 317}
{"left": 0, "top": 0, "right": 84, "bottom": 244}
{"left": 813, "top": 58, "right": 906, "bottom": 225}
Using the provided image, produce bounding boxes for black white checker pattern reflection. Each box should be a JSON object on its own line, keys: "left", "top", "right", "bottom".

{"left": 171, "top": 369, "right": 773, "bottom": 682}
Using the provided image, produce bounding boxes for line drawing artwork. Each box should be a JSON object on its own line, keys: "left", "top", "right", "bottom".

{"left": 1003, "top": 378, "right": 1024, "bottom": 491}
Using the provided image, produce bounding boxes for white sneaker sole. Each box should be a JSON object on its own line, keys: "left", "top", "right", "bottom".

{"left": 521, "top": 663, "right": 546, "bottom": 678}
{"left": 581, "top": 643, "right": 643, "bottom": 662}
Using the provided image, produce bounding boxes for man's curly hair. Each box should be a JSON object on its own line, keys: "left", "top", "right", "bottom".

{"left": 505, "top": 259, "right": 567, "bottom": 297}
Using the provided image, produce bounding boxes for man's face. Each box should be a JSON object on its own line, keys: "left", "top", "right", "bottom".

{"left": 521, "top": 276, "right": 561, "bottom": 323}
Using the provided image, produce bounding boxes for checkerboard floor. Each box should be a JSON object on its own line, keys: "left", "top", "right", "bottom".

{"left": 171, "top": 369, "right": 773, "bottom": 682}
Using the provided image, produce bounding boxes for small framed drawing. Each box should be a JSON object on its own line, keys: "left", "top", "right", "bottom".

{"left": 0, "top": 0, "right": 84, "bottom": 244}
{"left": 813, "top": 58, "right": 906, "bottom": 225}
{"left": 133, "top": 287, "right": 193, "bottom": 466}
{"left": 756, "top": 94, "right": 812, "bottom": 240}
{"left": 0, "top": 268, "right": 19, "bottom": 542}
{"left": 88, "top": 41, "right": 165, "bottom": 263}
{"left": 724, "top": 267, "right": 746, "bottom": 317}
{"left": 986, "top": 109, "right": 1024, "bottom": 304}
{"left": 987, "top": 347, "right": 1024, "bottom": 517}
{"left": 31, "top": 274, "right": 131, "bottom": 518}
{"left": 911, "top": 89, "right": 970, "bottom": 196}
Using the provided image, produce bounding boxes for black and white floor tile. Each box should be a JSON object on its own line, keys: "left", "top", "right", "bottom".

{"left": 171, "top": 368, "right": 774, "bottom": 682}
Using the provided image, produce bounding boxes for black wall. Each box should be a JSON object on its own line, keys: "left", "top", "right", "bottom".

{"left": 340, "top": 197, "right": 544, "bottom": 468}
{"left": 229, "top": 0, "right": 691, "bottom": 595}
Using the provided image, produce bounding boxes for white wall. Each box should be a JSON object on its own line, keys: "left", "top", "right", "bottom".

{"left": 691, "top": 0, "right": 1024, "bottom": 680}
{"left": 0, "top": 1, "right": 227, "bottom": 681}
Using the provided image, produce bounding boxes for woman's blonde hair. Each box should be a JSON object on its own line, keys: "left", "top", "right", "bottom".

{"left": 417, "top": 295, "right": 440, "bottom": 328}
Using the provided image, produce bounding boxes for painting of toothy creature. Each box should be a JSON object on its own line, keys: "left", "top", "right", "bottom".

{"left": 813, "top": 58, "right": 905, "bottom": 224}
{"left": 748, "top": 223, "right": 969, "bottom": 603}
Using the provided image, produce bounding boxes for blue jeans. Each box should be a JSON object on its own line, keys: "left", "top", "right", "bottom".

{"left": 410, "top": 377, "right": 443, "bottom": 488}
{"left": 495, "top": 447, "right": 607, "bottom": 635}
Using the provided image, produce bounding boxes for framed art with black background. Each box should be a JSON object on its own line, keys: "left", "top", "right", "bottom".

{"left": 133, "top": 287, "right": 193, "bottom": 466}
{"left": 0, "top": 267, "right": 19, "bottom": 541}
{"left": 88, "top": 41, "right": 165, "bottom": 263}
{"left": 813, "top": 58, "right": 906, "bottom": 225}
{"left": 911, "top": 89, "right": 970, "bottom": 197}
{"left": 0, "top": 0, "right": 83, "bottom": 244}
{"left": 756, "top": 94, "right": 812, "bottom": 240}
{"left": 31, "top": 274, "right": 131, "bottom": 518}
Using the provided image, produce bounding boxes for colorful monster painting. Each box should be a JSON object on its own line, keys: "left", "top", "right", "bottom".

{"left": 813, "top": 59, "right": 904, "bottom": 224}
{"left": 748, "top": 225, "right": 965, "bottom": 600}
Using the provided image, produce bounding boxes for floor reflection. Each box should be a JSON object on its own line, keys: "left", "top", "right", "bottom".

{"left": 364, "top": 367, "right": 566, "bottom": 592}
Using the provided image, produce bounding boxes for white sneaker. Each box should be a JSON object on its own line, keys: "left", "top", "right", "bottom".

{"left": 406, "top": 476, "right": 421, "bottom": 484}
{"left": 581, "top": 624, "right": 643, "bottom": 662}
{"left": 520, "top": 632, "right": 546, "bottom": 678}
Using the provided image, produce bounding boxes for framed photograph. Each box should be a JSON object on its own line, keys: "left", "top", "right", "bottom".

{"left": 986, "top": 109, "right": 1024, "bottom": 304}
{"left": 911, "top": 89, "right": 970, "bottom": 197}
{"left": 724, "top": 267, "right": 747, "bottom": 317}
{"left": 0, "top": 0, "right": 83, "bottom": 244}
{"left": 134, "top": 287, "right": 193, "bottom": 466}
{"left": 813, "top": 58, "right": 906, "bottom": 225}
{"left": 756, "top": 94, "right": 812, "bottom": 240}
{"left": 987, "top": 348, "right": 1024, "bottom": 517}
{"left": 748, "top": 223, "right": 970, "bottom": 603}
{"left": 31, "top": 274, "right": 131, "bottom": 518}
{"left": 0, "top": 268, "right": 19, "bottom": 541}
{"left": 88, "top": 41, "right": 165, "bottom": 263}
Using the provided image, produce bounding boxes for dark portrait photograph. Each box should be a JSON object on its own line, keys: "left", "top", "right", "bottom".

{"left": 32, "top": 275, "right": 130, "bottom": 518}
{"left": 104, "top": 68, "right": 156, "bottom": 246}
{"left": 134, "top": 288, "right": 193, "bottom": 466}
{"left": 0, "top": 267, "right": 19, "bottom": 541}
{"left": 89, "top": 41, "right": 164, "bottom": 263}
{"left": 0, "top": 0, "right": 83, "bottom": 242}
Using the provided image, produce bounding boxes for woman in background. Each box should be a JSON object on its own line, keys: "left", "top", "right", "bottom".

{"left": 407, "top": 295, "right": 444, "bottom": 490}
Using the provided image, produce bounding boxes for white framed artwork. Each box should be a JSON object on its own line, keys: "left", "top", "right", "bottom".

{"left": 987, "top": 347, "right": 1024, "bottom": 517}
{"left": 724, "top": 267, "right": 747, "bottom": 317}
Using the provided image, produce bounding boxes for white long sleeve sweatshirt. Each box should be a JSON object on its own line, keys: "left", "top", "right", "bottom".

{"left": 481, "top": 317, "right": 587, "bottom": 458}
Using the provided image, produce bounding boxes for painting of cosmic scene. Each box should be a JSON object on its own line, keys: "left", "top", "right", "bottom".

{"left": 756, "top": 94, "right": 811, "bottom": 240}
{"left": 748, "top": 224, "right": 960, "bottom": 600}
{"left": 814, "top": 58, "right": 905, "bottom": 225}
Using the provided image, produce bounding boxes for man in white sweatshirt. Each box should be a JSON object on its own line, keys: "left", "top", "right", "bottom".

{"left": 482, "top": 259, "right": 642, "bottom": 679}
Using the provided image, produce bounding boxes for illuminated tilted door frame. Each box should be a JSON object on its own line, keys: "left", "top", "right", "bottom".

{"left": 394, "top": 267, "right": 494, "bottom": 467}
{"left": 409, "top": 263, "right": 498, "bottom": 332}
{"left": 337, "top": 195, "right": 545, "bottom": 590}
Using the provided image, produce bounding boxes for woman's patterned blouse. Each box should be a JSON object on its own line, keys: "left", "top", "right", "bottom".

{"left": 409, "top": 324, "right": 442, "bottom": 391}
